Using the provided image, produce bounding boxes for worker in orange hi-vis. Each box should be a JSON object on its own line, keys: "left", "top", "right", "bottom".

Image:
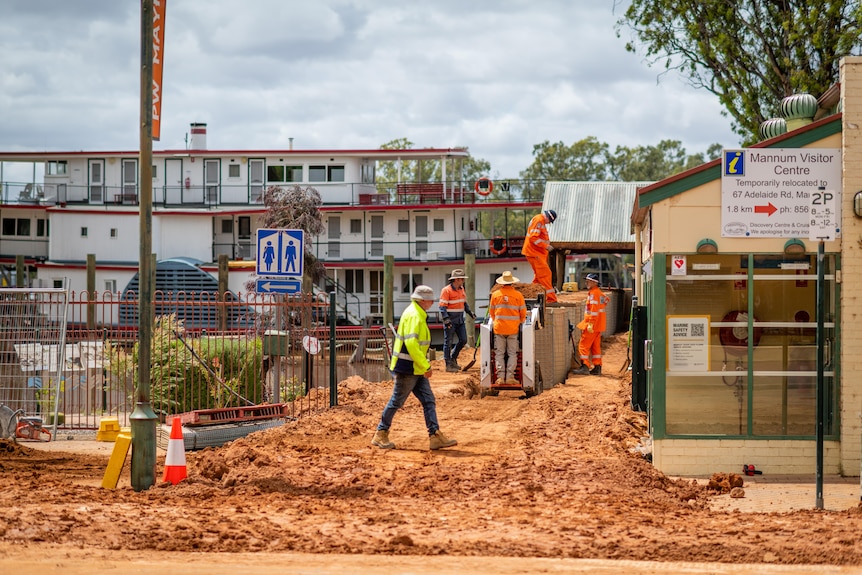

{"left": 573, "top": 273, "right": 609, "bottom": 376}
{"left": 521, "top": 209, "right": 558, "bottom": 304}
{"left": 489, "top": 271, "right": 527, "bottom": 385}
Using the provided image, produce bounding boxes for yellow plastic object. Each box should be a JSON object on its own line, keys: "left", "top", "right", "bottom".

{"left": 96, "top": 417, "right": 121, "bottom": 442}
{"left": 101, "top": 432, "right": 132, "bottom": 489}
{"left": 562, "top": 282, "right": 578, "bottom": 292}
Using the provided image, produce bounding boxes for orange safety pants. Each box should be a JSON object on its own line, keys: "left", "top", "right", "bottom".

{"left": 578, "top": 330, "right": 602, "bottom": 368}
{"left": 526, "top": 255, "right": 557, "bottom": 303}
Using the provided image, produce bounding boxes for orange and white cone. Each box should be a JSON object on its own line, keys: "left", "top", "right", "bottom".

{"left": 162, "top": 417, "right": 187, "bottom": 485}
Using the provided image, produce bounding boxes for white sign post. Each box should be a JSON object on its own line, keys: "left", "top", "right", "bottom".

{"left": 721, "top": 149, "right": 841, "bottom": 238}
{"left": 809, "top": 188, "right": 838, "bottom": 242}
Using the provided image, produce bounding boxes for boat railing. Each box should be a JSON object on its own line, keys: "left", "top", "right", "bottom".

{"left": 0, "top": 179, "right": 548, "bottom": 208}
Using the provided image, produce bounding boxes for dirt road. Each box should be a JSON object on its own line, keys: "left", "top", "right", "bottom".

{"left": 1, "top": 332, "right": 861, "bottom": 573}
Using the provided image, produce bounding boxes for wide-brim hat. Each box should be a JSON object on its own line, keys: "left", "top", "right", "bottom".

{"left": 410, "top": 285, "right": 436, "bottom": 301}
{"left": 449, "top": 268, "right": 468, "bottom": 280}
{"left": 495, "top": 271, "right": 519, "bottom": 285}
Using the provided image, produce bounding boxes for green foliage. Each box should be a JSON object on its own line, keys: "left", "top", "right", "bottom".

{"left": 617, "top": 0, "right": 862, "bottom": 143}
{"left": 518, "top": 137, "right": 718, "bottom": 183}
{"left": 479, "top": 207, "right": 540, "bottom": 248}
{"left": 520, "top": 137, "right": 610, "bottom": 182}
{"left": 277, "top": 375, "right": 306, "bottom": 403}
{"left": 105, "top": 315, "right": 265, "bottom": 416}
{"left": 196, "top": 334, "right": 265, "bottom": 407}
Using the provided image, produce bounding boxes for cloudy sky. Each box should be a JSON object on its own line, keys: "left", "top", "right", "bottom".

{"left": 0, "top": 0, "right": 739, "bottom": 179}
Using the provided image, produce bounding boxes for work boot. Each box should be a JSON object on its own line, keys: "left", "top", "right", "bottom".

{"left": 445, "top": 360, "right": 460, "bottom": 373}
{"left": 572, "top": 364, "right": 590, "bottom": 375}
{"left": 429, "top": 430, "right": 457, "bottom": 450}
{"left": 590, "top": 365, "right": 602, "bottom": 376}
{"left": 371, "top": 429, "right": 395, "bottom": 449}
{"left": 505, "top": 377, "right": 518, "bottom": 385}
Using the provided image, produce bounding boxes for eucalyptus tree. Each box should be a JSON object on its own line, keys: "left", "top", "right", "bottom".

{"left": 617, "top": 0, "right": 862, "bottom": 142}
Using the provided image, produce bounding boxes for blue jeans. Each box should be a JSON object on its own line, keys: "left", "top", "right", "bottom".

{"left": 377, "top": 372, "right": 439, "bottom": 436}
{"left": 444, "top": 317, "right": 467, "bottom": 363}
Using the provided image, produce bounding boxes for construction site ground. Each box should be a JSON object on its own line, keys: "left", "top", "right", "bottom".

{"left": 2, "top": 293, "right": 862, "bottom": 574}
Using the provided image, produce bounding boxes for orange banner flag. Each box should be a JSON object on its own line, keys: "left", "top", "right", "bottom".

{"left": 152, "top": 0, "right": 167, "bottom": 140}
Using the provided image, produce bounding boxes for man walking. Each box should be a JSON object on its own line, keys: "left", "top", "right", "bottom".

{"left": 489, "top": 271, "right": 527, "bottom": 385}
{"left": 438, "top": 268, "right": 476, "bottom": 372}
{"left": 372, "top": 285, "right": 458, "bottom": 451}
{"left": 573, "top": 273, "right": 609, "bottom": 376}
{"left": 521, "top": 209, "right": 558, "bottom": 304}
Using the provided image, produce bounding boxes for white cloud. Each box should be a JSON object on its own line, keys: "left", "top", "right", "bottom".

{"left": 0, "top": 0, "right": 740, "bottom": 175}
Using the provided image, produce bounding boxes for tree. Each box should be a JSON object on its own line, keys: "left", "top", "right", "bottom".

{"left": 518, "top": 136, "right": 719, "bottom": 183}
{"left": 606, "top": 139, "right": 718, "bottom": 181}
{"left": 520, "top": 137, "right": 610, "bottom": 182}
{"left": 243, "top": 184, "right": 326, "bottom": 292}
{"left": 617, "top": 0, "right": 862, "bottom": 142}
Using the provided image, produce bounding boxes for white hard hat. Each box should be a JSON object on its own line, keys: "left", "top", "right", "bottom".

{"left": 411, "top": 285, "right": 435, "bottom": 301}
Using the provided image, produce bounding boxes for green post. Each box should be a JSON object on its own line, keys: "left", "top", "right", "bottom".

{"left": 815, "top": 240, "right": 825, "bottom": 509}
{"left": 131, "top": 0, "right": 158, "bottom": 491}
{"left": 218, "top": 254, "right": 228, "bottom": 332}
{"left": 329, "top": 291, "right": 337, "bottom": 407}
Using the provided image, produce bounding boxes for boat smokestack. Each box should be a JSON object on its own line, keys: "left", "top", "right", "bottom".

{"left": 189, "top": 123, "right": 207, "bottom": 150}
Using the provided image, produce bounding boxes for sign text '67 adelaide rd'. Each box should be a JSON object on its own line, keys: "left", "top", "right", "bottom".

{"left": 721, "top": 148, "right": 841, "bottom": 238}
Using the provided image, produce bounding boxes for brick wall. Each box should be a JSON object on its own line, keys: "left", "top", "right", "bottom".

{"left": 840, "top": 57, "right": 862, "bottom": 477}
{"left": 654, "top": 439, "right": 842, "bottom": 476}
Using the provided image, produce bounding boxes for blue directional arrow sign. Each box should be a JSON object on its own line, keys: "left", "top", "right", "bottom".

{"left": 256, "top": 278, "right": 302, "bottom": 294}
{"left": 256, "top": 228, "right": 304, "bottom": 277}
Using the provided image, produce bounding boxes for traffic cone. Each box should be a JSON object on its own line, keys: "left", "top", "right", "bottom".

{"left": 162, "top": 417, "right": 187, "bottom": 485}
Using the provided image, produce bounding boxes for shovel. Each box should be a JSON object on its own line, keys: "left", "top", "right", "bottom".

{"left": 569, "top": 321, "right": 583, "bottom": 370}
{"left": 619, "top": 297, "right": 635, "bottom": 374}
{"left": 462, "top": 316, "right": 483, "bottom": 371}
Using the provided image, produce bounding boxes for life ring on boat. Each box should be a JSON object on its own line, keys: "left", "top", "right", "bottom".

{"left": 475, "top": 177, "right": 493, "bottom": 196}
{"left": 489, "top": 236, "right": 507, "bottom": 256}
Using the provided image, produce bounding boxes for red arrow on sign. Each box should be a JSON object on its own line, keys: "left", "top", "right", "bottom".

{"left": 754, "top": 202, "right": 777, "bottom": 216}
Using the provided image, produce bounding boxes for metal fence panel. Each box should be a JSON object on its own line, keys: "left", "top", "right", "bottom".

{"left": 0, "top": 288, "right": 69, "bottom": 438}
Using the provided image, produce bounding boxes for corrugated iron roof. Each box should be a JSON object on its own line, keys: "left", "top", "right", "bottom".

{"left": 543, "top": 181, "right": 652, "bottom": 250}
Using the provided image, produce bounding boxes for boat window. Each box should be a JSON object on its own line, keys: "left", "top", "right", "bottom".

{"left": 309, "top": 165, "right": 326, "bottom": 182}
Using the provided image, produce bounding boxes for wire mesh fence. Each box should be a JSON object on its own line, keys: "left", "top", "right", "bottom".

{"left": 0, "top": 288, "right": 69, "bottom": 438}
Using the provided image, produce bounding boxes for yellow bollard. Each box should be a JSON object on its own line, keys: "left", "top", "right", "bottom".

{"left": 101, "top": 432, "right": 132, "bottom": 489}
{"left": 96, "top": 416, "right": 122, "bottom": 442}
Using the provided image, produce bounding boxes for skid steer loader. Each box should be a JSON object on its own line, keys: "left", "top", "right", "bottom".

{"left": 478, "top": 304, "right": 543, "bottom": 398}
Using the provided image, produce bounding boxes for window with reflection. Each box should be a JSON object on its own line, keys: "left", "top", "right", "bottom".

{"left": 664, "top": 253, "right": 836, "bottom": 438}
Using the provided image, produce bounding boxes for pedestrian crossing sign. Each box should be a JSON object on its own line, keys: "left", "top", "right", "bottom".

{"left": 256, "top": 229, "right": 304, "bottom": 277}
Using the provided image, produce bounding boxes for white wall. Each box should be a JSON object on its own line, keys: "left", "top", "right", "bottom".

{"left": 49, "top": 212, "right": 140, "bottom": 262}
{"left": 155, "top": 215, "right": 213, "bottom": 261}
